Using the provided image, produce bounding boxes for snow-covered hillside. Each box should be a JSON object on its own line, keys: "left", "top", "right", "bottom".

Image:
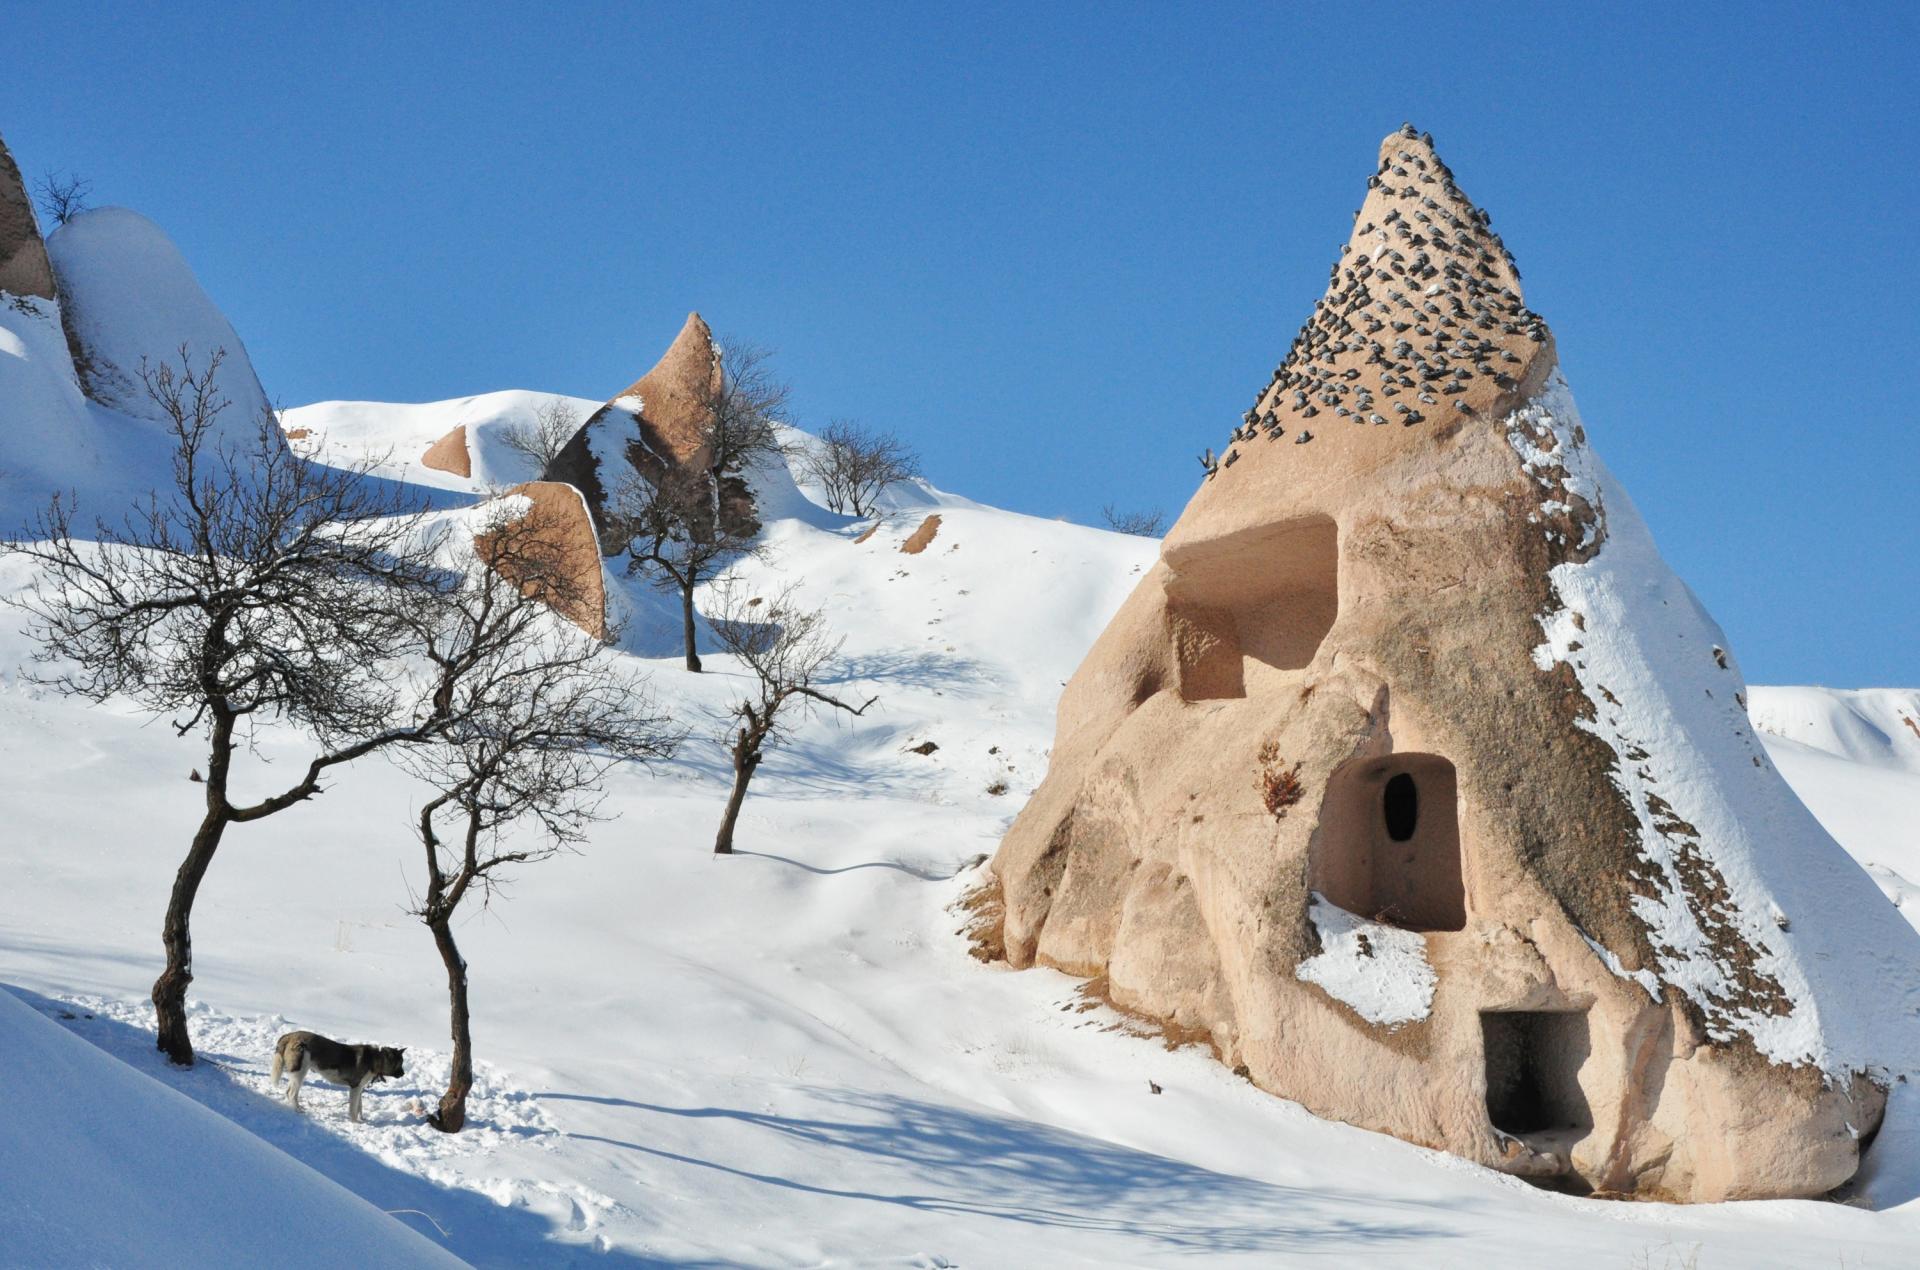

{"left": 0, "top": 985, "right": 459, "bottom": 1267}
{"left": 1749, "top": 686, "right": 1920, "bottom": 921}
{"left": 2, "top": 390, "right": 1917, "bottom": 1265}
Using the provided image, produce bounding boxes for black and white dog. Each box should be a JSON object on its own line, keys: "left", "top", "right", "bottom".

{"left": 271, "top": 1029, "right": 406, "bottom": 1122}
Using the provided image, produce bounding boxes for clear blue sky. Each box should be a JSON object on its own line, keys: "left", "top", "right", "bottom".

{"left": 7, "top": 3, "right": 1915, "bottom": 686}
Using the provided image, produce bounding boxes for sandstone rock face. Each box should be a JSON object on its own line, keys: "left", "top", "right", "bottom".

{"left": 421, "top": 424, "right": 471, "bottom": 476}
{"left": 544, "top": 312, "right": 754, "bottom": 549}
{"left": 473, "top": 482, "right": 607, "bottom": 640}
{"left": 990, "top": 127, "right": 1919, "bottom": 1202}
{"left": 0, "top": 133, "right": 55, "bottom": 300}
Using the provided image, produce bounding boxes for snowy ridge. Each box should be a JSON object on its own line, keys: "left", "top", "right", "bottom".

{"left": 281, "top": 390, "right": 601, "bottom": 493}
{"left": 45, "top": 207, "right": 274, "bottom": 440}
{"left": 1512, "top": 371, "right": 1920, "bottom": 1075}
{"left": 1749, "top": 686, "right": 1920, "bottom": 774}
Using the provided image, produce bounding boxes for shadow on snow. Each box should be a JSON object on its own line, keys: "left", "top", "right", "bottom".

{"left": 539, "top": 1085, "right": 1464, "bottom": 1256}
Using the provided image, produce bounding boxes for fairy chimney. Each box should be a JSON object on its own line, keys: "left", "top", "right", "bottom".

{"left": 545, "top": 312, "right": 757, "bottom": 550}
{"left": 989, "top": 126, "right": 1920, "bottom": 1202}
{"left": 0, "top": 132, "right": 55, "bottom": 300}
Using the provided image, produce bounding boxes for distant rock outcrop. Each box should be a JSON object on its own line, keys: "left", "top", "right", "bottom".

{"left": 0, "top": 132, "right": 54, "bottom": 300}
{"left": 544, "top": 312, "right": 756, "bottom": 551}
{"left": 421, "top": 424, "right": 471, "bottom": 477}
{"left": 473, "top": 482, "right": 607, "bottom": 640}
{"left": 900, "top": 514, "right": 941, "bottom": 554}
{"left": 988, "top": 126, "right": 1920, "bottom": 1202}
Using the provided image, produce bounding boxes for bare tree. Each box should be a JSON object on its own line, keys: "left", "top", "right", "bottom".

{"left": 34, "top": 169, "right": 91, "bottom": 226}
{"left": 612, "top": 466, "right": 763, "bottom": 672}
{"left": 498, "top": 398, "right": 579, "bottom": 475}
{"left": 804, "top": 419, "right": 920, "bottom": 517}
{"left": 707, "top": 582, "right": 875, "bottom": 855}
{"left": 705, "top": 338, "right": 793, "bottom": 490}
{"left": 1100, "top": 504, "right": 1165, "bottom": 536}
{"left": 2, "top": 348, "right": 467, "bottom": 1066}
{"left": 399, "top": 504, "right": 678, "bottom": 1132}
{"left": 610, "top": 337, "right": 794, "bottom": 672}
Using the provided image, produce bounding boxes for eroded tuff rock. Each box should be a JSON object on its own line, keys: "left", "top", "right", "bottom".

{"left": 989, "top": 126, "right": 1920, "bottom": 1202}
{"left": 544, "top": 311, "right": 756, "bottom": 550}
{"left": 422, "top": 424, "right": 471, "bottom": 477}
{"left": 473, "top": 482, "right": 607, "bottom": 640}
{"left": 0, "top": 132, "right": 55, "bottom": 300}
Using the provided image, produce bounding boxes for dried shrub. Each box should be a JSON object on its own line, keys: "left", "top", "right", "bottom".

{"left": 1256, "top": 740, "right": 1304, "bottom": 819}
{"left": 953, "top": 873, "right": 1006, "bottom": 963}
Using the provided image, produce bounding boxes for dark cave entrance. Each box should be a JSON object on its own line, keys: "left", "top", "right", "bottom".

{"left": 1482, "top": 1010, "right": 1593, "bottom": 1139}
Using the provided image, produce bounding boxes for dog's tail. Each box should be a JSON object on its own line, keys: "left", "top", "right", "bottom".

{"left": 271, "top": 1033, "right": 300, "bottom": 1084}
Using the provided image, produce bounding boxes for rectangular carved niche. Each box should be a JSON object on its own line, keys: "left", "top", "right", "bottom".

{"left": 1163, "top": 515, "right": 1338, "bottom": 702}
{"left": 1309, "top": 753, "right": 1465, "bottom": 931}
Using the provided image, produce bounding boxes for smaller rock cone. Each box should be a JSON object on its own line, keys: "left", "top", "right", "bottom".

{"left": 473, "top": 482, "right": 608, "bottom": 640}
{"left": 421, "top": 424, "right": 471, "bottom": 477}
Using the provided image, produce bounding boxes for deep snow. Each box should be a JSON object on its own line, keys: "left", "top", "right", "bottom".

{"left": 1, "top": 382, "right": 1917, "bottom": 1265}
{"left": 44, "top": 207, "right": 275, "bottom": 439}
{"left": 0, "top": 983, "right": 458, "bottom": 1267}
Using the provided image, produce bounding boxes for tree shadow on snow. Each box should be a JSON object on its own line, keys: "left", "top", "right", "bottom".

{"left": 5, "top": 987, "right": 688, "bottom": 1269}
{"left": 827, "top": 647, "right": 990, "bottom": 695}
{"left": 539, "top": 1086, "right": 1464, "bottom": 1256}
{"left": 730, "top": 849, "right": 951, "bottom": 882}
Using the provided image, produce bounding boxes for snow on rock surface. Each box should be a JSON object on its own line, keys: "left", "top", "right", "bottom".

{"left": 0, "top": 984, "right": 459, "bottom": 1268}
{"left": 45, "top": 208, "right": 275, "bottom": 446}
{"left": 1515, "top": 371, "right": 1920, "bottom": 1074}
{"left": 0, "top": 294, "right": 109, "bottom": 492}
{"left": 1296, "top": 894, "right": 1437, "bottom": 1025}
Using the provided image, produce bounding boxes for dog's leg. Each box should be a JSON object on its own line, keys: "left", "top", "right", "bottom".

{"left": 349, "top": 1075, "right": 367, "bottom": 1123}
{"left": 286, "top": 1061, "right": 306, "bottom": 1112}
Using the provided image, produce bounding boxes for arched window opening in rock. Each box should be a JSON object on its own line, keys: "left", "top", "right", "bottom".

{"left": 1482, "top": 1009, "right": 1594, "bottom": 1174}
{"left": 1383, "top": 772, "right": 1418, "bottom": 842}
{"left": 1162, "top": 515, "right": 1337, "bottom": 701}
{"left": 1309, "top": 752, "right": 1464, "bottom": 931}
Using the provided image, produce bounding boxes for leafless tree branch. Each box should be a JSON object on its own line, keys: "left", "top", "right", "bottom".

{"left": 804, "top": 419, "right": 920, "bottom": 517}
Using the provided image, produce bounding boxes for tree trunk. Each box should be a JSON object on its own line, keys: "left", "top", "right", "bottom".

{"left": 680, "top": 580, "right": 702, "bottom": 673}
{"left": 426, "top": 915, "right": 473, "bottom": 1133}
{"left": 714, "top": 753, "right": 757, "bottom": 855}
{"left": 153, "top": 716, "right": 236, "bottom": 1066}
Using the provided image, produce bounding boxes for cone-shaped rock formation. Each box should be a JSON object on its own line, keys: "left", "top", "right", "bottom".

{"left": 0, "top": 132, "right": 55, "bottom": 300}
{"left": 988, "top": 126, "right": 1920, "bottom": 1202}
{"left": 544, "top": 312, "right": 755, "bottom": 550}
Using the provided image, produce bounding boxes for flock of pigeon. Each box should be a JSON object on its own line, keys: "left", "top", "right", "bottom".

{"left": 1200, "top": 125, "right": 1551, "bottom": 481}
